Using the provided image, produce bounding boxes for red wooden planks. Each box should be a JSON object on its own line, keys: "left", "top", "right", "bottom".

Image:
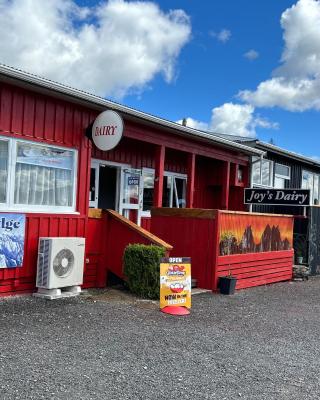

{"left": 216, "top": 250, "right": 294, "bottom": 290}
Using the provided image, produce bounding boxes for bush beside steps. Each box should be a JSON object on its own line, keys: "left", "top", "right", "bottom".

{"left": 123, "top": 244, "right": 165, "bottom": 300}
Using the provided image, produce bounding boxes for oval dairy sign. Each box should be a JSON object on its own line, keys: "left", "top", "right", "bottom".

{"left": 92, "top": 110, "right": 124, "bottom": 151}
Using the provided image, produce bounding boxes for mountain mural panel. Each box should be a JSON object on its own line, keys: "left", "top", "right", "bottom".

{"left": 0, "top": 214, "right": 25, "bottom": 268}
{"left": 219, "top": 213, "right": 293, "bottom": 256}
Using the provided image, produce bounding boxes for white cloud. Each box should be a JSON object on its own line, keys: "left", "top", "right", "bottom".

{"left": 209, "top": 103, "right": 256, "bottom": 137}
{"left": 217, "top": 29, "right": 231, "bottom": 43}
{"left": 244, "top": 49, "right": 259, "bottom": 61}
{"left": 178, "top": 103, "right": 279, "bottom": 137}
{"left": 238, "top": 0, "right": 320, "bottom": 111}
{"left": 0, "top": 0, "right": 191, "bottom": 98}
{"left": 210, "top": 29, "right": 231, "bottom": 43}
{"left": 253, "top": 116, "right": 279, "bottom": 130}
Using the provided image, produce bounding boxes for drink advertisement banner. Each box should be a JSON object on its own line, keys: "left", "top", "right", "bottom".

{"left": 160, "top": 257, "right": 191, "bottom": 310}
{"left": 0, "top": 214, "right": 25, "bottom": 268}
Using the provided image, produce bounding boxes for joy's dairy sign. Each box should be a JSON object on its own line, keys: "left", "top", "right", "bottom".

{"left": 244, "top": 188, "right": 310, "bottom": 206}
{"left": 91, "top": 110, "right": 124, "bottom": 151}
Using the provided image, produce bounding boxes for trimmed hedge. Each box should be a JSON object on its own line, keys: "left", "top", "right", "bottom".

{"left": 123, "top": 244, "right": 166, "bottom": 299}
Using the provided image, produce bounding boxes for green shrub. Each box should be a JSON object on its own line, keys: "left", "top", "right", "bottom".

{"left": 123, "top": 244, "right": 166, "bottom": 299}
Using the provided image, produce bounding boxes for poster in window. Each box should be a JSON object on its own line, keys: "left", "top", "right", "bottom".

{"left": 16, "top": 143, "right": 73, "bottom": 170}
{"left": 0, "top": 214, "right": 25, "bottom": 268}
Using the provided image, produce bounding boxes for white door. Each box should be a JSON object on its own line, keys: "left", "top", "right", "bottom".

{"left": 89, "top": 159, "right": 129, "bottom": 211}
{"left": 89, "top": 162, "right": 99, "bottom": 208}
{"left": 119, "top": 168, "right": 143, "bottom": 225}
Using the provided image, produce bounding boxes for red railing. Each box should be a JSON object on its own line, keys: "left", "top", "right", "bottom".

{"left": 151, "top": 208, "right": 294, "bottom": 291}
{"left": 85, "top": 209, "right": 172, "bottom": 287}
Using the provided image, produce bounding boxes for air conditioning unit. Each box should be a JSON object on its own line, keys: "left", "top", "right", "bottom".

{"left": 36, "top": 237, "right": 85, "bottom": 290}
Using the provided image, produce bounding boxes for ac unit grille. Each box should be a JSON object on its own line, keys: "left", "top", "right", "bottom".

{"left": 37, "top": 239, "right": 50, "bottom": 287}
{"left": 53, "top": 249, "right": 74, "bottom": 277}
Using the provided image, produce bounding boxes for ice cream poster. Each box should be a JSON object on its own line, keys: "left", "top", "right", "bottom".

{"left": 0, "top": 214, "right": 25, "bottom": 268}
{"left": 160, "top": 258, "right": 191, "bottom": 310}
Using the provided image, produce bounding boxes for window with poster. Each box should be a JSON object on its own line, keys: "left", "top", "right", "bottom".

{"left": 0, "top": 137, "right": 77, "bottom": 213}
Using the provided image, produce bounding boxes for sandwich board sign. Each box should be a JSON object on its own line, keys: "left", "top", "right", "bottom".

{"left": 160, "top": 257, "right": 191, "bottom": 315}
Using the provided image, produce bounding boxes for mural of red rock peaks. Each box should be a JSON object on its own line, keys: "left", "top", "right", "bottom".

{"left": 219, "top": 213, "right": 293, "bottom": 256}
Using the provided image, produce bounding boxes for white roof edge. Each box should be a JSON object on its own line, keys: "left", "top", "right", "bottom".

{"left": 0, "top": 64, "right": 265, "bottom": 157}
{"left": 256, "top": 141, "right": 320, "bottom": 168}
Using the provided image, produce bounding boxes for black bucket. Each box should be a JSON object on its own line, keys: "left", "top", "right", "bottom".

{"left": 219, "top": 276, "right": 237, "bottom": 295}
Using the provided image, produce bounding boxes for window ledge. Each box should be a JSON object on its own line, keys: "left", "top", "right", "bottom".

{"left": 0, "top": 208, "right": 80, "bottom": 215}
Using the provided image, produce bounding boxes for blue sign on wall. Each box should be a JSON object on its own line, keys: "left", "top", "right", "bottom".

{"left": 0, "top": 214, "right": 25, "bottom": 268}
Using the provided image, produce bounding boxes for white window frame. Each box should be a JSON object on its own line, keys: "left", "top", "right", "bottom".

{"left": 251, "top": 157, "right": 274, "bottom": 188}
{"left": 274, "top": 163, "right": 290, "bottom": 188}
{"left": 302, "top": 169, "right": 319, "bottom": 205}
{"left": 141, "top": 168, "right": 187, "bottom": 217}
{"left": 141, "top": 168, "right": 155, "bottom": 218}
{"left": 90, "top": 159, "right": 130, "bottom": 210}
{"left": 274, "top": 163, "right": 290, "bottom": 180}
{"left": 0, "top": 137, "right": 78, "bottom": 214}
{"left": 164, "top": 171, "right": 187, "bottom": 208}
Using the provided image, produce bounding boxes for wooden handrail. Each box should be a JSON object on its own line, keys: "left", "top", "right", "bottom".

{"left": 151, "top": 207, "right": 217, "bottom": 219}
{"left": 219, "top": 210, "right": 294, "bottom": 218}
{"left": 106, "top": 209, "right": 173, "bottom": 251}
{"left": 151, "top": 207, "right": 293, "bottom": 219}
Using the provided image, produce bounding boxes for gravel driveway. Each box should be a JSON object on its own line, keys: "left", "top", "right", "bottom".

{"left": 1, "top": 279, "right": 320, "bottom": 400}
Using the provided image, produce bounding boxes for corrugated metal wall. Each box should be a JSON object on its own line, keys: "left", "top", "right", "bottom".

{"left": 0, "top": 80, "right": 251, "bottom": 294}
{"left": 308, "top": 207, "right": 320, "bottom": 275}
{"left": 252, "top": 154, "right": 305, "bottom": 215}
{"left": 0, "top": 83, "right": 93, "bottom": 293}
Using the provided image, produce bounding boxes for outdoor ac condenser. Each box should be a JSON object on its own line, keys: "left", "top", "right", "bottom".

{"left": 36, "top": 237, "right": 85, "bottom": 290}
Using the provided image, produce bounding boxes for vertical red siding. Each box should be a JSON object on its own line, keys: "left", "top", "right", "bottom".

{"left": 92, "top": 136, "right": 188, "bottom": 174}
{"left": 151, "top": 212, "right": 216, "bottom": 289}
{"left": 194, "top": 157, "right": 224, "bottom": 209}
{"left": 0, "top": 83, "right": 91, "bottom": 294}
{"left": 141, "top": 217, "right": 151, "bottom": 231}
{"left": 0, "top": 80, "right": 251, "bottom": 295}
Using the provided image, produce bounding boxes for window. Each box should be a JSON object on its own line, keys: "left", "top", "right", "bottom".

{"left": 162, "top": 174, "right": 187, "bottom": 208}
{"left": 142, "top": 169, "right": 154, "bottom": 212}
{"left": 237, "top": 166, "right": 244, "bottom": 183}
{"left": 274, "top": 163, "right": 290, "bottom": 189}
{"left": 0, "top": 140, "right": 8, "bottom": 203}
{"left": 252, "top": 157, "right": 273, "bottom": 187}
{"left": 142, "top": 169, "right": 187, "bottom": 215}
{"left": 0, "top": 138, "right": 77, "bottom": 212}
{"left": 302, "top": 170, "right": 319, "bottom": 205}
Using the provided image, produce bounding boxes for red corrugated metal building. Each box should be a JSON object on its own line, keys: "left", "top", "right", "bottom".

{"left": 0, "top": 64, "right": 271, "bottom": 295}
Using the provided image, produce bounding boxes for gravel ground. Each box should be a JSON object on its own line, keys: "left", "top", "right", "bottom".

{"left": 1, "top": 280, "right": 320, "bottom": 400}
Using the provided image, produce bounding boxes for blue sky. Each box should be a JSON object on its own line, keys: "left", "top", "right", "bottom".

{"left": 121, "top": 0, "right": 319, "bottom": 157}
{"left": 0, "top": 0, "right": 319, "bottom": 158}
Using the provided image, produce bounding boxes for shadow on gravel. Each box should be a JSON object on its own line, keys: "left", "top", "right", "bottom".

{"left": 83, "top": 286, "right": 159, "bottom": 310}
